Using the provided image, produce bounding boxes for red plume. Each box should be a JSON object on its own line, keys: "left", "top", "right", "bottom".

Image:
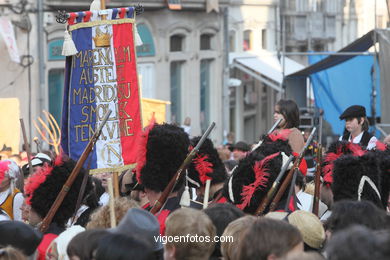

{"left": 347, "top": 143, "right": 366, "bottom": 156}
{"left": 24, "top": 165, "right": 53, "bottom": 205}
{"left": 268, "top": 129, "right": 292, "bottom": 142}
{"left": 54, "top": 149, "right": 65, "bottom": 166}
{"left": 237, "top": 152, "right": 279, "bottom": 210}
{"left": 375, "top": 141, "right": 387, "bottom": 151}
{"left": 0, "top": 161, "right": 11, "bottom": 184}
{"left": 135, "top": 114, "right": 156, "bottom": 183}
{"left": 193, "top": 154, "right": 213, "bottom": 185}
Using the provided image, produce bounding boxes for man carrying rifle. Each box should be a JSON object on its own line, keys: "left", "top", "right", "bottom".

{"left": 136, "top": 123, "right": 190, "bottom": 235}
{"left": 223, "top": 131, "right": 308, "bottom": 215}
{"left": 186, "top": 137, "right": 228, "bottom": 208}
{"left": 24, "top": 156, "right": 93, "bottom": 260}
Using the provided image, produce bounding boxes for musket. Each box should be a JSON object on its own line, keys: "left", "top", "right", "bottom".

{"left": 39, "top": 109, "right": 112, "bottom": 233}
{"left": 312, "top": 144, "right": 322, "bottom": 216}
{"left": 255, "top": 153, "right": 294, "bottom": 215}
{"left": 268, "top": 127, "right": 317, "bottom": 212}
{"left": 20, "top": 119, "right": 33, "bottom": 177}
{"left": 251, "top": 118, "right": 282, "bottom": 152}
{"left": 149, "top": 122, "right": 216, "bottom": 215}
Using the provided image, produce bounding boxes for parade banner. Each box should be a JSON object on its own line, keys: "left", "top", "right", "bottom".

{"left": 141, "top": 98, "right": 170, "bottom": 128}
{"left": 61, "top": 7, "right": 142, "bottom": 173}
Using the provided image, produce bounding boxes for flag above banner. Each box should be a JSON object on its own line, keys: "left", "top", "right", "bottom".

{"left": 61, "top": 7, "right": 143, "bottom": 174}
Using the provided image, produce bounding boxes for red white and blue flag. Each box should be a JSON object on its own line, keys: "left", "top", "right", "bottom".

{"left": 61, "top": 7, "right": 142, "bottom": 173}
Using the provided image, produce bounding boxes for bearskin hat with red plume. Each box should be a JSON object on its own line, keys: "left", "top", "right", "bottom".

{"left": 322, "top": 141, "right": 366, "bottom": 186}
{"left": 24, "top": 155, "right": 93, "bottom": 228}
{"left": 187, "top": 137, "right": 227, "bottom": 188}
{"left": 136, "top": 123, "right": 190, "bottom": 193}
{"left": 222, "top": 151, "right": 286, "bottom": 214}
{"left": 332, "top": 152, "right": 383, "bottom": 208}
{"left": 366, "top": 148, "right": 390, "bottom": 209}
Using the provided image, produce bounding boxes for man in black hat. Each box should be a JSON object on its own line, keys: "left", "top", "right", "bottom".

{"left": 136, "top": 123, "right": 190, "bottom": 234}
{"left": 229, "top": 141, "right": 250, "bottom": 162}
{"left": 338, "top": 105, "right": 377, "bottom": 149}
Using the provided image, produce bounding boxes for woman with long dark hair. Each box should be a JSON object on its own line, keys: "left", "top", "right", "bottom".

{"left": 272, "top": 99, "right": 304, "bottom": 153}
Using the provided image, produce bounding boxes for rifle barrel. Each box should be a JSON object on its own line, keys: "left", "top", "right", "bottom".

{"left": 39, "top": 109, "right": 112, "bottom": 233}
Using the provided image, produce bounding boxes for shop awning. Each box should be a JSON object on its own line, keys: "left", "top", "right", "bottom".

{"left": 230, "top": 51, "right": 305, "bottom": 92}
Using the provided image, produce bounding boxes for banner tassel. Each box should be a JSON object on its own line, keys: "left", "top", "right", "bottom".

{"left": 90, "top": 0, "right": 101, "bottom": 11}
{"left": 62, "top": 30, "right": 78, "bottom": 56}
{"left": 134, "top": 24, "right": 143, "bottom": 46}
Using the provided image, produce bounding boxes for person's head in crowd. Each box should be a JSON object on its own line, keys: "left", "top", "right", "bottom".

{"left": 0, "top": 246, "right": 26, "bottom": 260}
{"left": 221, "top": 215, "right": 257, "bottom": 260}
{"left": 226, "top": 132, "right": 235, "bottom": 146}
{"left": 112, "top": 208, "right": 163, "bottom": 259}
{"left": 91, "top": 177, "right": 105, "bottom": 201}
{"left": 229, "top": 141, "right": 250, "bottom": 161}
{"left": 187, "top": 137, "right": 227, "bottom": 199}
{"left": 326, "top": 225, "right": 389, "bottom": 260}
{"left": 325, "top": 200, "right": 388, "bottom": 239}
{"left": 94, "top": 172, "right": 112, "bottom": 191}
{"left": 21, "top": 152, "right": 52, "bottom": 180}
{"left": 119, "top": 169, "right": 149, "bottom": 207}
{"left": 0, "top": 221, "right": 42, "bottom": 258}
{"left": 0, "top": 159, "right": 20, "bottom": 193}
{"left": 285, "top": 251, "right": 325, "bottom": 260}
{"left": 46, "top": 225, "right": 85, "bottom": 260}
{"left": 204, "top": 203, "right": 245, "bottom": 259}
{"left": 164, "top": 208, "right": 216, "bottom": 260}
{"left": 237, "top": 217, "right": 303, "bottom": 260}
{"left": 67, "top": 229, "right": 109, "bottom": 260}
{"left": 216, "top": 145, "right": 230, "bottom": 162}
{"left": 274, "top": 99, "right": 300, "bottom": 129}
{"left": 24, "top": 157, "right": 93, "bottom": 229}
{"left": 286, "top": 210, "right": 325, "bottom": 251}
{"left": 339, "top": 105, "right": 369, "bottom": 138}
{"left": 86, "top": 197, "right": 139, "bottom": 229}
{"left": 136, "top": 123, "right": 190, "bottom": 206}
{"left": 95, "top": 233, "right": 155, "bottom": 260}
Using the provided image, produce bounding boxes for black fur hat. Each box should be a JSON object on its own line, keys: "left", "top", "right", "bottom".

{"left": 332, "top": 153, "right": 383, "bottom": 207}
{"left": 187, "top": 137, "right": 227, "bottom": 188}
{"left": 322, "top": 141, "right": 365, "bottom": 185}
{"left": 368, "top": 149, "right": 390, "bottom": 209}
{"left": 137, "top": 123, "right": 190, "bottom": 192}
{"left": 222, "top": 151, "right": 285, "bottom": 214}
{"left": 25, "top": 157, "right": 93, "bottom": 228}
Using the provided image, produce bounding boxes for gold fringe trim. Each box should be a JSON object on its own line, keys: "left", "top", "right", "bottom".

{"left": 69, "top": 18, "right": 135, "bottom": 32}
{"left": 89, "top": 163, "right": 136, "bottom": 175}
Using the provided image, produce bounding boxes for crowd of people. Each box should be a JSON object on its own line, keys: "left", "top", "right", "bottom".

{"left": 0, "top": 100, "right": 389, "bottom": 260}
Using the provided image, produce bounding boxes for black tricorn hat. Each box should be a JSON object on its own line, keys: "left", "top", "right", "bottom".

{"left": 339, "top": 105, "right": 366, "bottom": 120}
{"left": 187, "top": 137, "right": 227, "bottom": 188}
{"left": 137, "top": 123, "right": 190, "bottom": 193}
{"left": 332, "top": 153, "right": 383, "bottom": 207}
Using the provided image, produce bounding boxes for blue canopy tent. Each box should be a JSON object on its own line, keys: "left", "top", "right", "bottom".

{"left": 285, "top": 30, "right": 386, "bottom": 136}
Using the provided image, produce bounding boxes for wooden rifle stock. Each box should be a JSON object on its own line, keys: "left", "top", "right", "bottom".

{"left": 149, "top": 122, "right": 216, "bottom": 215}
{"left": 251, "top": 118, "right": 282, "bottom": 152}
{"left": 268, "top": 127, "right": 317, "bottom": 212}
{"left": 39, "top": 110, "right": 112, "bottom": 233}
{"left": 255, "top": 154, "right": 294, "bottom": 215}
{"left": 312, "top": 145, "right": 322, "bottom": 216}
